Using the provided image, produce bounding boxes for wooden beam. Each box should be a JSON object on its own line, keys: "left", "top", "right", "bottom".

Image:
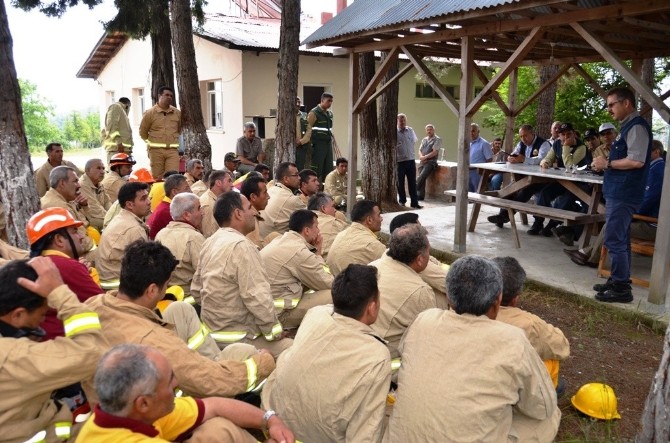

{"left": 363, "top": 62, "right": 414, "bottom": 107}
{"left": 400, "top": 46, "right": 459, "bottom": 117}
{"left": 346, "top": 52, "right": 360, "bottom": 217}
{"left": 352, "top": 47, "right": 400, "bottom": 114}
{"left": 504, "top": 68, "right": 518, "bottom": 154}
{"left": 648, "top": 156, "right": 670, "bottom": 305}
{"left": 623, "top": 16, "right": 670, "bottom": 34}
{"left": 515, "top": 64, "right": 572, "bottom": 115}
{"left": 640, "top": 89, "right": 670, "bottom": 117}
{"left": 570, "top": 22, "right": 670, "bottom": 123}
{"left": 472, "top": 64, "right": 510, "bottom": 115}
{"left": 571, "top": 63, "right": 608, "bottom": 100}
{"left": 466, "top": 27, "right": 544, "bottom": 117}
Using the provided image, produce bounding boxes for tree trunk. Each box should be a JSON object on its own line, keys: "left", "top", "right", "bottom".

{"left": 536, "top": 64, "right": 559, "bottom": 139}
{"left": 377, "top": 53, "right": 399, "bottom": 210}
{"left": 273, "top": 0, "right": 300, "bottom": 169}
{"left": 0, "top": 0, "right": 39, "bottom": 248}
{"left": 150, "top": 0, "right": 174, "bottom": 104}
{"left": 637, "top": 323, "right": 670, "bottom": 442}
{"left": 640, "top": 58, "right": 654, "bottom": 125}
{"left": 170, "top": 0, "right": 212, "bottom": 172}
{"left": 359, "top": 53, "right": 380, "bottom": 203}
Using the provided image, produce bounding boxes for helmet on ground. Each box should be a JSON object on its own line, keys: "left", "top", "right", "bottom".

{"left": 165, "top": 285, "right": 185, "bottom": 302}
{"left": 27, "top": 208, "right": 83, "bottom": 245}
{"left": 571, "top": 383, "right": 621, "bottom": 420}
{"left": 129, "top": 167, "right": 156, "bottom": 184}
{"left": 109, "top": 153, "right": 136, "bottom": 167}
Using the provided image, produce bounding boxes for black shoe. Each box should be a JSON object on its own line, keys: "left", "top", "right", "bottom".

{"left": 593, "top": 279, "right": 614, "bottom": 293}
{"left": 528, "top": 223, "right": 544, "bottom": 235}
{"left": 410, "top": 204, "right": 424, "bottom": 209}
{"left": 563, "top": 249, "right": 590, "bottom": 266}
{"left": 595, "top": 283, "right": 633, "bottom": 303}
{"left": 541, "top": 226, "right": 554, "bottom": 237}
{"left": 487, "top": 214, "right": 509, "bottom": 228}
{"left": 417, "top": 196, "right": 425, "bottom": 201}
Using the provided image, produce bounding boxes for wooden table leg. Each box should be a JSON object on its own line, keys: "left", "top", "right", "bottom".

{"left": 468, "top": 203, "right": 480, "bottom": 232}
{"left": 508, "top": 208, "right": 521, "bottom": 248}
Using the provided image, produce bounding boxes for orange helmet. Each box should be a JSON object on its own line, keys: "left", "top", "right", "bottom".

{"left": 109, "top": 153, "right": 136, "bottom": 167}
{"left": 27, "top": 208, "right": 83, "bottom": 245}
{"left": 129, "top": 167, "right": 156, "bottom": 184}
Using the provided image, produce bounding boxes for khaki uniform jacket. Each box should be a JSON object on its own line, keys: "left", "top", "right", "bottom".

{"left": 246, "top": 215, "right": 266, "bottom": 249}
{"left": 34, "top": 160, "right": 80, "bottom": 198}
{"left": 191, "top": 227, "right": 283, "bottom": 342}
{"left": 421, "top": 256, "right": 448, "bottom": 294}
{"left": 370, "top": 254, "right": 436, "bottom": 358}
{"left": 102, "top": 102, "right": 133, "bottom": 150}
{"left": 327, "top": 222, "right": 386, "bottom": 276}
{"left": 497, "top": 306, "right": 570, "bottom": 361}
{"left": 260, "top": 231, "right": 333, "bottom": 307}
{"left": 315, "top": 211, "right": 348, "bottom": 260}
{"left": 0, "top": 239, "right": 28, "bottom": 266}
{"left": 199, "top": 189, "right": 219, "bottom": 238}
{"left": 0, "top": 286, "right": 105, "bottom": 443}
{"left": 97, "top": 209, "right": 149, "bottom": 281}
{"left": 139, "top": 104, "right": 182, "bottom": 147}
{"left": 324, "top": 169, "right": 347, "bottom": 200}
{"left": 40, "top": 188, "right": 95, "bottom": 254}
{"left": 100, "top": 170, "right": 126, "bottom": 203}
{"left": 594, "top": 143, "right": 611, "bottom": 160}
{"left": 259, "top": 183, "right": 306, "bottom": 238}
{"left": 388, "top": 309, "right": 559, "bottom": 443}
{"left": 190, "top": 180, "right": 207, "bottom": 197}
{"left": 183, "top": 172, "right": 197, "bottom": 187}
{"left": 262, "top": 306, "right": 391, "bottom": 443}
{"left": 84, "top": 293, "right": 274, "bottom": 403}
{"left": 78, "top": 174, "right": 111, "bottom": 231}
{"left": 155, "top": 221, "right": 204, "bottom": 294}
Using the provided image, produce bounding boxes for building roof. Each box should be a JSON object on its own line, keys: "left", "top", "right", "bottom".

{"left": 76, "top": 31, "right": 128, "bottom": 79}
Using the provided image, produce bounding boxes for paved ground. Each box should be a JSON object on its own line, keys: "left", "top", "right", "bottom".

{"left": 380, "top": 197, "right": 670, "bottom": 323}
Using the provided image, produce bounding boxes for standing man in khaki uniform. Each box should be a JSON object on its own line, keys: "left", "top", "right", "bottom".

{"left": 370, "top": 224, "right": 436, "bottom": 358}
{"left": 139, "top": 86, "right": 182, "bottom": 180}
{"left": 260, "top": 162, "right": 306, "bottom": 238}
{"left": 102, "top": 97, "right": 133, "bottom": 164}
{"left": 262, "top": 264, "right": 390, "bottom": 442}
{"left": 78, "top": 159, "right": 111, "bottom": 231}
{"left": 240, "top": 175, "right": 271, "bottom": 249}
{"left": 97, "top": 182, "right": 151, "bottom": 290}
{"left": 155, "top": 193, "right": 205, "bottom": 295}
{"left": 101, "top": 153, "right": 135, "bottom": 203}
{"left": 84, "top": 241, "right": 275, "bottom": 406}
{"left": 33, "top": 142, "right": 81, "bottom": 197}
{"left": 184, "top": 158, "right": 204, "bottom": 187}
{"left": 387, "top": 256, "right": 560, "bottom": 442}
{"left": 324, "top": 157, "right": 348, "bottom": 208}
{"left": 0, "top": 258, "right": 106, "bottom": 442}
{"left": 307, "top": 192, "right": 348, "bottom": 260}
{"left": 327, "top": 199, "right": 385, "bottom": 276}
{"left": 200, "top": 170, "right": 234, "bottom": 238}
{"left": 260, "top": 210, "right": 333, "bottom": 328}
{"left": 192, "top": 192, "right": 292, "bottom": 358}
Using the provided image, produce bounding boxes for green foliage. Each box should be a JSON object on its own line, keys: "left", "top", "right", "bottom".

{"left": 481, "top": 67, "right": 539, "bottom": 135}
{"left": 11, "top": 0, "right": 103, "bottom": 17}
{"left": 62, "top": 110, "right": 101, "bottom": 149}
{"left": 19, "top": 79, "right": 63, "bottom": 152}
{"left": 105, "top": 0, "right": 207, "bottom": 37}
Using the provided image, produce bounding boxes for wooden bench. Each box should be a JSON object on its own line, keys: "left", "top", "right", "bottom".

{"left": 445, "top": 191, "right": 606, "bottom": 248}
{"left": 598, "top": 214, "right": 657, "bottom": 288}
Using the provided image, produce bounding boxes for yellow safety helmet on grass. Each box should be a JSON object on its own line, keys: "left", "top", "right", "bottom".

{"left": 165, "top": 285, "right": 185, "bottom": 302}
{"left": 571, "top": 383, "right": 621, "bottom": 420}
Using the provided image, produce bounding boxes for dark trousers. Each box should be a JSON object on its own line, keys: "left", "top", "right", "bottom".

{"left": 417, "top": 162, "right": 437, "bottom": 199}
{"left": 312, "top": 140, "right": 333, "bottom": 184}
{"left": 295, "top": 143, "right": 312, "bottom": 172}
{"left": 498, "top": 183, "right": 546, "bottom": 221}
{"left": 397, "top": 160, "right": 418, "bottom": 206}
{"left": 604, "top": 199, "right": 638, "bottom": 283}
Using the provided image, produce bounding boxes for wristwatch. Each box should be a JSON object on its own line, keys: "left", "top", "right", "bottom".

{"left": 262, "top": 410, "right": 278, "bottom": 431}
{"left": 607, "top": 159, "right": 612, "bottom": 169}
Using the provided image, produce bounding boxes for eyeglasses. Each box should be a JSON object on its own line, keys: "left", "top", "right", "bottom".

{"left": 606, "top": 100, "right": 622, "bottom": 109}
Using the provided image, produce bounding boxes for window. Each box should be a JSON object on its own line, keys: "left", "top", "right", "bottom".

{"left": 137, "top": 88, "right": 146, "bottom": 115}
{"left": 207, "top": 80, "right": 223, "bottom": 129}
{"left": 415, "top": 83, "right": 456, "bottom": 99}
{"left": 105, "top": 91, "right": 116, "bottom": 107}
{"left": 133, "top": 88, "right": 146, "bottom": 123}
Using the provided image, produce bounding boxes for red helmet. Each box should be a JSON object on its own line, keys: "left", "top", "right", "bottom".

{"left": 27, "top": 208, "right": 83, "bottom": 245}
{"left": 109, "top": 153, "right": 136, "bottom": 167}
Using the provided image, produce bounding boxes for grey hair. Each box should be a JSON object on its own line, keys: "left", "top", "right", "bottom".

{"left": 307, "top": 192, "right": 333, "bottom": 211}
{"left": 186, "top": 159, "right": 203, "bottom": 172}
{"left": 397, "top": 113, "right": 406, "bottom": 119}
{"left": 95, "top": 344, "right": 160, "bottom": 415}
{"left": 470, "top": 122, "right": 480, "bottom": 130}
{"left": 425, "top": 124, "right": 435, "bottom": 130}
{"left": 49, "top": 166, "right": 75, "bottom": 189}
{"left": 519, "top": 124, "right": 534, "bottom": 133}
{"left": 84, "top": 158, "right": 104, "bottom": 173}
{"left": 170, "top": 192, "right": 200, "bottom": 220}
{"left": 492, "top": 256, "right": 526, "bottom": 305}
{"left": 446, "top": 255, "right": 502, "bottom": 316}
{"left": 243, "top": 121, "right": 257, "bottom": 130}
{"left": 387, "top": 224, "right": 429, "bottom": 265}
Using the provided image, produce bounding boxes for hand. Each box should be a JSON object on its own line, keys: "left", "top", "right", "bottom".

{"left": 74, "top": 192, "right": 88, "bottom": 207}
{"left": 313, "top": 233, "right": 323, "bottom": 255}
{"left": 592, "top": 155, "right": 607, "bottom": 172}
{"left": 265, "top": 415, "right": 295, "bottom": 443}
{"left": 17, "top": 257, "right": 64, "bottom": 298}
{"left": 295, "top": 138, "right": 301, "bottom": 146}
{"left": 540, "top": 161, "right": 549, "bottom": 169}
{"left": 79, "top": 258, "right": 93, "bottom": 272}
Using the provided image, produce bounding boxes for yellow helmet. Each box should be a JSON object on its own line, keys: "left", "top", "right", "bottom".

{"left": 165, "top": 285, "right": 185, "bottom": 302}
{"left": 571, "top": 383, "right": 621, "bottom": 420}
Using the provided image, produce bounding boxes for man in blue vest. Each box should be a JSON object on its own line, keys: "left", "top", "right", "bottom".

{"left": 298, "top": 93, "right": 335, "bottom": 184}
{"left": 591, "top": 87, "right": 652, "bottom": 303}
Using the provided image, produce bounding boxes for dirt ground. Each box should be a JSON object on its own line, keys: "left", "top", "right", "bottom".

{"left": 520, "top": 285, "right": 666, "bottom": 442}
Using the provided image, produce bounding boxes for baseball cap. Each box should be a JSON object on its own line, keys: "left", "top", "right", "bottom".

{"left": 558, "top": 123, "right": 574, "bottom": 133}
{"left": 599, "top": 122, "right": 616, "bottom": 134}
{"left": 224, "top": 152, "right": 241, "bottom": 162}
{"left": 583, "top": 128, "right": 598, "bottom": 140}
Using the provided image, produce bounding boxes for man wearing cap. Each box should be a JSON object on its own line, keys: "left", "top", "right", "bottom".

{"left": 101, "top": 153, "right": 136, "bottom": 203}
{"left": 595, "top": 122, "right": 617, "bottom": 160}
{"left": 259, "top": 162, "right": 306, "bottom": 238}
{"left": 78, "top": 159, "right": 111, "bottom": 232}
{"left": 236, "top": 122, "right": 266, "bottom": 175}
{"left": 200, "top": 170, "right": 234, "bottom": 238}
{"left": 34, "top": 142, "right": 82, "bottom": 198}
{"left": 591, "top": 87, "right": 652, "bottom": 303}
{"left": 139, "top": 86, "right": 182, "bottom": 180}
{"left": 224, "top": 152, "right": 241, "bottom": 179}
{"left": 583, "top": 128, "right": 600, "bottom": 165}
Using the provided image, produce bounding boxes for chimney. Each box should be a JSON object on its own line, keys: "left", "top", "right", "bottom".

{"left": 321, "top": 12, "right": 333, "bottom": 24}
{"left": 336, "top": 0, "right": 347, "bottom": 14}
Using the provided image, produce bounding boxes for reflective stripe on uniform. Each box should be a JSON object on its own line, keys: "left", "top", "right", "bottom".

{"left": 63, "top": 312, "right": 101, "bottom": 337}
{"left": 183, "top": 295, "right": 196, "bottom": 305}
{"left": 391, "top": 358, "right": 402, "bottom": 372}
{"left": 311, "top": 127, "right": 331, "bottom": 132}
{"left": 100, "top": 279, "right": 120, "bottom": 290}
{"left": 273, "top": 298, "right": 300, "bottom": 310}
{"left": 146, "top": 140, "right": 179, "bottom": 148}
{"left": 244, "top": 357, "right": 258, "bottom": 391}
{"left": 322, "top": 264, "right": 332, "bottom": 274}
{"left": 25, "top": 430, "right": 46, "bottom": 443}
{"left": 175, "top": 389, "right": 184, "bottom": 397}
{"left": 251, "top": 378, "right": 267, "bottom": 393}
{"left": 54, "top": 422, "right": 71, "bottom": 439}
{"left": 264, "top": 323, "right": 283, "bottom": 341}
{"left": 187, "top": 324, "right": 209, "bottom": 350}
{"left": 209, "top": 330, "right": 254, "bottom": 343}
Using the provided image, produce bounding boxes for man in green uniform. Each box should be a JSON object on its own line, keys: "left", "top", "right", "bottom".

{"left": 298, "top": 93, "right": 334, "bottom": 184}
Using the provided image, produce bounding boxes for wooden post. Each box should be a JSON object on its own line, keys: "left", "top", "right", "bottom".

{"left": 346, "top": 52, "right": 360, "bottom": 217}
{"left": 504, "top": 68, "right": 518, "bottom": 153}
{"left": 637, "top": 323, "right": 670, "bottom": 441}
{"left": 454, "top": 35, "right": 473, "bottom": 253}
{"left": 647, "top": 157, "right": 670, "bottom": 305}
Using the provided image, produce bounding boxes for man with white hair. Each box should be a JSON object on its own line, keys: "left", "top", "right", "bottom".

{"left": 155, "top": 193, "right": 205, "bottom": 295}
{"left": 416, "top": 124, "right": 441, "bottom": 201}
{"left": 184, "top": 158, "right": 205, "bottom": 188}
{"left": 236, "top": 122, "right": 266, "bottom": 174}
{"left": 468, "top": 122, "right": 492, "bottom": 192}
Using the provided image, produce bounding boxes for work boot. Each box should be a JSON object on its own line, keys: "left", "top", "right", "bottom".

{"left": 541, "top": 226, "right": 554, "bottom": 237}
{"left": 487, "top": 213, "right": 509, "bottom": 228}
{"left": 595, "top": 282, "right": 633, "bottom": 303}
{"left": 527, "top": 221, "right": 544, "bottom": 235}
{"left": 593, "top": 278, "right": 614, "bottom": 293}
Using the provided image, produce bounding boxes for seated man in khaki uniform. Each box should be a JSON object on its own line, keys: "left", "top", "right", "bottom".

{"left": 324, "top": 157, "right": 348, "bottom": 209}
{"left": 327, "top": 199, "right": 385, "bottom": 276}
{"left": 240, "top": 174, "right": 271, "bottom": 249}
{"left": 101, "top": 153, "right": 135, "bottom": 203}
{"left": 200, "top": 170, "right": 234, "bottom": 238}
{"left": 298, "top": 169, "right": 320, "bottom": 205}
{"left": 184, "top": 158, "right": 204, "bottom": 187}
{"left": 78, "top": 159, "right": 111, "bottom": 232}
{"left": 155, "top": 193, "right": 205, "bottom": 296}
{"left": 307, "top": 192, "right": 348, "bottom": 260}
{"left": 493, "top": 256, "right": 570, "bottom": 391}
{"left": 370, "top": 224, "right": 436, "bottom": 358}
{"left": 96, "top": 182, "right": 151, "bottom": 290}
{"left": 387, "top": 255, "right": 560, "bottom": 442}
{"left": 192, "top": 192, "right": 292, "bottom": 358}
{"left": 262, "top": 264, "right": 390, "bottom": 442}
{"left": 260, "top": 210, "right": 333, "bottom": 329}
{"left": 259, "top": 162, "right": 306, "bottom": 238}
{"left": 33, "top": 142, "right": 81, "bottom": 197}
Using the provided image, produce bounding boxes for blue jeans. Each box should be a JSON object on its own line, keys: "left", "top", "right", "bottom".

{"left": 604, "top": 199, "right": 638, "bottom": 283}
{"left": 417, "top": 162, "right": 437, "bottom": 199}
{"left": 489, "top": 173, "right": 503, "bottom": 191}
{"left": 468, "top": 169, "right": 480, "bottom": 192}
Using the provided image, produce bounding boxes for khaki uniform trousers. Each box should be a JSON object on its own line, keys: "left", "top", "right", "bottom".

{"left": 184, "top": 416, "right": 256, "bottom": 443}
{"left": 278, "top": 289, "right": 332, "bottom": 329}
{"left": 509, "top": 407, "right": 561, "bottom": 443}
{"left": 149, "top": 147, "right": 180, "bottom": 179}
{"left": 235, "top": 336, "right": 293, "bottom": 360}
